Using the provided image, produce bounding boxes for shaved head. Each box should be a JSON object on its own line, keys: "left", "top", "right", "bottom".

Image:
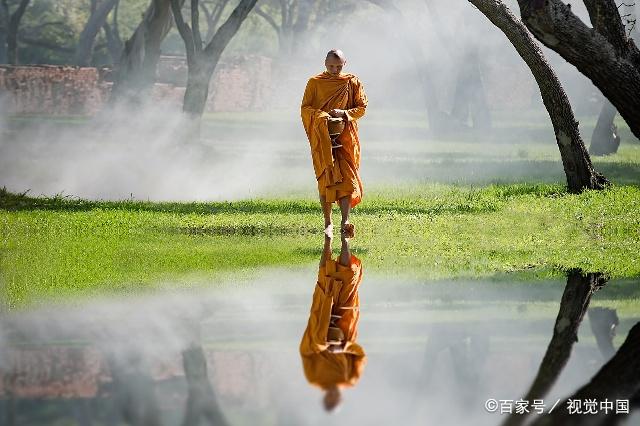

{"left": 326, "top": 49, "right": 346, "bottom": 62}
{"left": 325, "top": 49, "right": 346, "bottom": 75}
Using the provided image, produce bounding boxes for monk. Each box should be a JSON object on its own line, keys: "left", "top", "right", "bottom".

{"left": 301, "top": 49, "right": 368, "bottom": 238}
{"left": 299, "top": 233, "right": 366, "bottom": 412}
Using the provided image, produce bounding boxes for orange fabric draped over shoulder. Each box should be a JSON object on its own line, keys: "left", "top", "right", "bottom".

{"left": 301, "top": 72, "right": 368, "bottom": 208}
{"left": 299, "top": 255, "right": 366, "bottom": 390}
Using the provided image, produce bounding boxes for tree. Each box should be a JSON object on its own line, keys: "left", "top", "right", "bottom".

{"left": 589, "top": 3, "right": 638, "bottom": 156}
{"left": 74, "top": 0, "right": 118, "bottom": 66}
{"left": 424, "top": 0, "right": 492, "bottom": 131}
{"left": 254, "top": 0, "right": 315, "bottom": 56}
{"left": 532, "top": 321, "right": 640, "bottom": 426}
{"left": 589, "top": 99, "right": 620, "bottom": 156}
{"left": 515, "top": 0, "right": 640, "bottom": 140}
{"left": 501, "top": 269, "right": 608, "bottom": 426}
{"left": 102, "top": 0, "right": 123, "bottom": 65}
{"left": 110, "top": 0, "right": 185, "bottom": 104}
{"left": 181, "top": 345, "right": 229, "bottom": 426}
{"left": 199, "top": 0, "right": 230, "bottom": 43}
{"left": 170, "top": 0, "right": 257, "bottom": 123}
{"left": 366, "top": 0, "right": 446, "bottom": 135}
{"left": 0, "top": 0, "right": 31, "bottom": 64}
{"left": 468, "top": 0, "right": 608, "bottom": 193}
{"left": 367, "top": 0, "right": 491, "bottom": 135}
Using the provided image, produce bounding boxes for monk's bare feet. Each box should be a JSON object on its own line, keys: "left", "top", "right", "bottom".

{"left": 324, "top": 224, "right": 334, "bottom": 237}
{"left": 341, "top": 223, "right": 354, "bottom": 238}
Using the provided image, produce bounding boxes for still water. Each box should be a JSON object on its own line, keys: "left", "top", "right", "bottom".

{"left": 1, "top": 248, "right": 638, "bottom": 425}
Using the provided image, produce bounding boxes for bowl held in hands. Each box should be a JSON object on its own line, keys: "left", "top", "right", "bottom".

{"left": 327, "top": 117, "right": 345, "bottom": 137}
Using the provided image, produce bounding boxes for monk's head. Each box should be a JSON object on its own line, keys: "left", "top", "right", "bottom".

{"left": 323, "top": 384, "right": 342, "bottom": 412}
{"left": 325, "top": 49, "right": 346, "bottom": 75}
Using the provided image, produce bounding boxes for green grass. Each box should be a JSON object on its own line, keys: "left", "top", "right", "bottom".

{"left": 2, "top": 182, "right": 639, "bottom": 309}
{"left": 2, "top": 111, "right": 639, "bottom": 308}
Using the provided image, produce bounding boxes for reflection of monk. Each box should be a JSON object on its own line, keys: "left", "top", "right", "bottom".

{"left": 301, "top": 49, "right": 368, "bottom": 237}
{"left": 299, "top": 234, "right": 366, "bottom": 411}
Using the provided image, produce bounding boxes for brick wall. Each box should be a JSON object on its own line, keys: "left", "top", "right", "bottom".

{"left": 0, "top": 55, "right": 272, "bottom": 116}
{"left": 0, "top": 65, "right": 109, "bottom": 115}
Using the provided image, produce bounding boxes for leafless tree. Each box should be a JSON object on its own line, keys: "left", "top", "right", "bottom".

{"left": 468, "top": 0, "right": 608, "bottom": 193}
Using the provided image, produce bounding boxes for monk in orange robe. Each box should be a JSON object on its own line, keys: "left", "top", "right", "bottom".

{"left": 301, "top": 49, "right": 368, "bottom": 238}
{"left": 299, "top": 234, "right": 366, "bottom": 411}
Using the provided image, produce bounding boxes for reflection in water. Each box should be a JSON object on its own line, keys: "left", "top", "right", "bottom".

{"left": 299, "top": 235, "right": 365, "bottom": 412}
{"left": 1, "top": 265, "right": 639, "bottom": 425}
{"left": 504, "top": 271, "right": 609, "bottom": 426}
{"left": 505, "top": 270, "right": 640, "bottom": 426}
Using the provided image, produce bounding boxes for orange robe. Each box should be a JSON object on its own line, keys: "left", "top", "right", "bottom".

{"left": 299, "top": 255, "right": 366, "bottom": 389}
{"left": 301, "top": 72, "right": 368, "bottom": 208}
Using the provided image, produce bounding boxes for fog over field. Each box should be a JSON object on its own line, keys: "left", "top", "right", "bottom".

{"left": 1, "top": 0, "right": 631, "bottom": 202}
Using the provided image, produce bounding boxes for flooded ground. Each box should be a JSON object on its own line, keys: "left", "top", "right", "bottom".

{"left": 2, "top": 255, "right": 638, "bottom": 425}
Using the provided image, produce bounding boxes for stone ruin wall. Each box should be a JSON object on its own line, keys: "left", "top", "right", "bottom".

{"left": 0, "top": 55, "right": 273, "bottom": 116}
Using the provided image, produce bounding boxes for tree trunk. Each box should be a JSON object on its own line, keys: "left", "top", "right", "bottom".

{"left": 107, "top": 354, "right": 162, "bottom": 426}
{"left": 468, "top": 0, "right": 608, "bottom": 193}
{"left": 451, "top": 46, "right": 492, "bottom": 130}
{"left": 0, "top": 2, "right": 8, "bottom": 64}
{"left": 588, "top": 307, "right": 618, "bottom": 361}
{"left": 110, "top": 0, "right": 185, "bottom": 105}
{"left": 515, "top": 0, "right": 640, "bottom": 140}
{"left": 367, "top": 0, "right": 448, "bottom": 135}
{"left": 74, "top": 0, "right": 118, "bottom": 66}
{"left": 291, "top": 0, "right": 315, "bottom": 56}
{"left": 502, "top": 270, "right": 608, "bottom": 426}
{"left": 171, "top": 0, "right": 257, "bottom": 138}
{"left": 532, "top": 321, "right": 640, "bottom": 426}
{"left": 6, "top": 0, "right": 30, "bottom": 65}
{"left": 102, "top": 0, "right": 122, "bottom": 66}
{"left": 182, "top": 55, "right": 211, "bottom": 119}
{"left": 181, "top": 345, "right": 228, "bottom": 426}
{"left": 589, "top": 100, "right": 620, "bottom": 156}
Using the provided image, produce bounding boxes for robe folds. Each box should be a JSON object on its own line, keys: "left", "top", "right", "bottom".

{"left": 301, "top": 71, "right": 368, "bottom": 208}
{"left": 299, "top": 254, "right": 366, "bottom": 389}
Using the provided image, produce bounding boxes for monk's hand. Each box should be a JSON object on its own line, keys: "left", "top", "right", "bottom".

{"left": 329, "top": 109, "right": 346, "bottom": 119}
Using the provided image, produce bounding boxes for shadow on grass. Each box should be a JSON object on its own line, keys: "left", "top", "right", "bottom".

{"left": 1, "top": 159, "right": 637, "bottom": 215}
{"left": 0, "top": 190, "right": 507, "bottom": 216}
{"left": 297, "top": 246, "right": 370, "bottom": 256}
{"left": 166, "top": 223, "right": 319, "bottom": 236}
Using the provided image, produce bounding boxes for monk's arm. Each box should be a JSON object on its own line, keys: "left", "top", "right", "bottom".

{"left": 301, "top": 79, "right": 316, "bottom": 115}
{"left": 345, "top": 78, "right": 368, "bottom": 122}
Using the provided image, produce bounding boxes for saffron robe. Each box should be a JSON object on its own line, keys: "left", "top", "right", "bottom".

{"left": 301, "top": 72, "right": 368, "bottom": 208}
{"left": 299, "top": 254, "right": 366, "bottom": 389}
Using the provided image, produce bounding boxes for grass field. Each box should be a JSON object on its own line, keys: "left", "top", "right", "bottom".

{"left": 2, "top": 182, "right": 639, "bottom": 309}
{"left": 1, "top": 111, "right": 639, "bottom": 309}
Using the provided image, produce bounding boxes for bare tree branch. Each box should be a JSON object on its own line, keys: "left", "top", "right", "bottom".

{"left": 583, "top": 0, "right": 630, "bottom": 55}
{"left": 170, "top": 0, "right": 196, "bottom": 63}
{"left": 515, "top": 0, "right": 640, "bottom": 139}
{"left": 468, "top": 0, "right": 607, "bottom": 193}
{"left": 191, "top": 0, "right": 202, "bottom": 52}
{"left": 255, "top": 5, "right": 280, "bottom": 32}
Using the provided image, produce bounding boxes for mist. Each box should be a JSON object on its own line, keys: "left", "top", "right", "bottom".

{"left": 3, "top": 270, "right": 638, "bottom": 425}
{"left": 1, "top": 0, "right": 628, "bottom": 202}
